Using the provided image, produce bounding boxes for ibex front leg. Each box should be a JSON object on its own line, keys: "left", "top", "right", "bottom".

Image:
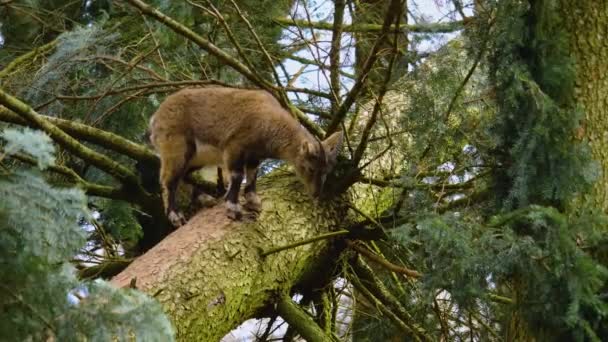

{"left": 224, "top": 157, "right": 244, "bottom": 220}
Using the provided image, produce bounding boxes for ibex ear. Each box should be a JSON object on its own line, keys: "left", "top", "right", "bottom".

{"left": 322, "top": 131, "right": 343, "bottom": 170}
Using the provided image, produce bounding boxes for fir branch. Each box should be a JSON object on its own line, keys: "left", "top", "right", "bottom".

{"left": 124, "top": 0, "right": 273, "bottom": 91}
{"left": 283, "top": 54, "right": 355, "bottom": 79}
{"left": 227, "top": 0, "right": 284, "bottom": 88}
{"left": 0, "top": 283, "right": 55, "bottom": 334}
{"left": 8, "top": 153, "right": 126, "bottom": 200}
{"left": 54, "top": 80, "right": 229, "bottom": 101}
{"left": 349, "top": 273, "right": 422, "bottom": 341}
{"left": 352, "top": 257, "right": 429, "bottom": 340}
{"left": 276, "top": 295, "right": 333, "bottom": 342}
{"left": 0, "top": 89, "right": 143, "bottom": 189}
{"left": 273, "top": 17, "right": 465, "bottom": 33}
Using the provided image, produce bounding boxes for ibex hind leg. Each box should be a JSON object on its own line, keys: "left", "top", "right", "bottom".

{"left": 158, "top": 136, "right": 194, "bottom": 227}
{"left": 223, "top": 157, "right": 245, "bottom": 220}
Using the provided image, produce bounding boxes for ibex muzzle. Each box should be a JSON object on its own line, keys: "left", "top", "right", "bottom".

{"left": 149, "top": 87, "right": 343, "bottom": 226}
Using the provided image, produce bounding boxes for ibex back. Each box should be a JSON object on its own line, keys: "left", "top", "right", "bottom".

{"left": 149, "top": 87, "right": 343, "bottom": 226}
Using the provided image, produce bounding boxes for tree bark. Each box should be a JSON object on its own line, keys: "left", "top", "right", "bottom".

{"left": 112, "top": 173, "right": 348, "bottom": 341}
{"left": 560, "top": 1, "right": 608, "bottom": 212}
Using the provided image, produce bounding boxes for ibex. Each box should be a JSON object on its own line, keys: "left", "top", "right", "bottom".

{"left": 149, "top": 87, "right": 343, "bottom": 226}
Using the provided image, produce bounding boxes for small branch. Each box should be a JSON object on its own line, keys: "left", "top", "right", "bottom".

{"left": 124, "top": 0, "right": 274, "bottom": 91}
{"left": 274, "top": 18, "right": 465, "bottom": 33}
{"left": 0, "top": 40, "right": 58, "bottom": 80}
{"left": 227, "top": 0, "right": 284, "bottom": 88}
{"left": 352, "top": 2, "right": 403, "bottom": 166}
{"left": 0, "top": 283, "right": 55, "bottom": 333}
{"left": 284, "top": 54, "right": 355, "bottom": 79}
{"left": 276, "top": 295, "right": 333, "bottom": 342}
{"left": 55, "top": 79, "right": 229, "bottom": 101}
{"left": 352, "top": 257, "right": 429, "bottom": 340}
{"left": 347, "top": 240, "right": 421, "bottom": 278}
{"left": 328, "top": 0, "right": 346, "bottom": 114}
{"left": 8, "top": 153, "right": 126, "bottom": 200}
{"left": 261, "top": 230, "right": 349, "bottom": 257}
{"left": 285, "top": 86, "right": 332, "bottom": 99}
{"left": 443, "top": 32, "right": 489, "bottom": 122}
{"left": 325, "top": 0, "right": 402, "bottom": 135}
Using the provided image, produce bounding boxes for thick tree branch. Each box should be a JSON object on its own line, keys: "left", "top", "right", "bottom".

{"left": 0, "top": 107, "right": 158, "bottom": 165}
{"left": 0, "top": 89, "right": 143, "bottom": 189}
{"left": 276, "top": 295, "right": 333, "bottom": 342}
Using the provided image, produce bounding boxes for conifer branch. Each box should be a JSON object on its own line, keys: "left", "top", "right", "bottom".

{"left": 350, "top": 274, "right": 422, "bottom": 341}
{"left": 124, "top": 0, "right": 273, "bottom": 91}
{"left": 0, "top": 89, "right": 143, "bottom": 189}
{"left": 274, "top": 17, "right": 465, "bottom": 34}
{"left": 276, "top": 295, "right": 333, "bottom": 342}
{"left": 9, "top": 153, "right": 126, "bottom": 200}
{"left": 352, "top": 257, "right": 430, "bottom": 340}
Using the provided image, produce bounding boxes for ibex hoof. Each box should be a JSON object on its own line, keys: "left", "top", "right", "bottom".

{"left": 225, "top": 202, "right": 242, "bottom": 220}
{"left": 243, "top": 193, "right": 262, "bottom": 213}
{"left": 168, "top": 211, "right": 187, "bottom": 227}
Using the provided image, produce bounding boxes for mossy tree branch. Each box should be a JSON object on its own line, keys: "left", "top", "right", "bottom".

{"left": 276, "top": 295, "right": 333, "bottom": 342}
{"left": 0, "top": 107, "right": 158, "bottom": 165}
{"left": 8, "top": 153, "right": 127, "bottom": 200}
{"left": 0, "top": 88, "right": 144, "bottom": 191}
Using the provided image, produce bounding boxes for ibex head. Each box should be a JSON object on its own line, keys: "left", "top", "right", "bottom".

{"left": 294, "top": 131, "right": 343, "bottom": 197}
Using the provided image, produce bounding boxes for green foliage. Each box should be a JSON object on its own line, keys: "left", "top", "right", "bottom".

{"left": 1, "top": 128, "right": 55, "bottom": 169}
{"left": 99, "top": 199, "right": 144, "bottom": 248}
{"left": 487, "top": 0, "right": 597, "bottom": 209}
{"left": 391, "top": 205, "right": 608, "bottom": 340}
{"left": 0, "top": 128, "right": 174, "bottom": 341}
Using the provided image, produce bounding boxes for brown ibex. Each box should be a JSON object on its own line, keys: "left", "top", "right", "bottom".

{"left": 149, "top": 87, "right": 343, "bottom": 226}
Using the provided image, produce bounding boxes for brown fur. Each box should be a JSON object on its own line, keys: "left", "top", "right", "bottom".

{"left": 149, "top": 87, "right": 342, "bottom": 226}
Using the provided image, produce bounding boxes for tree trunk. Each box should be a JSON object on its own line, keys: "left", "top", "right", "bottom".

{"left": 560, "top": 1, "right": 608, "bottom": 212}
{"left": 112, "top": 173, "right": 348, "bottom": 341}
